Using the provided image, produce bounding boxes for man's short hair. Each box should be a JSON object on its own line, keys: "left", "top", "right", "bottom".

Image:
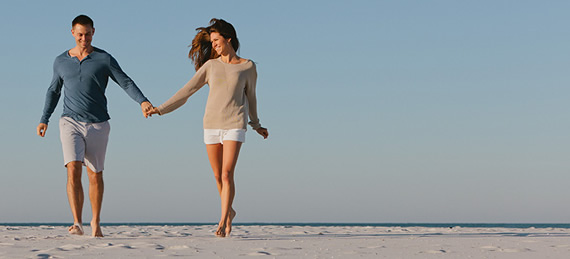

{"left": 72, "top": 15, "right": 94, "bottom": 28}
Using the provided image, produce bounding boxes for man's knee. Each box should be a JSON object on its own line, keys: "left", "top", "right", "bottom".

{"left": 66, "top": 161, "right": 82, "bottom": 170}
{"left": 87, "top": 169, "right": 103, "bottom": 182}
{"left": 66, "top": 161, "right": 82, "bottom": 182}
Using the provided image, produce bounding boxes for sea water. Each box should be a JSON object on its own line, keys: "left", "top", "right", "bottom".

{"left": 3, "top": 223, "right": 570, "bottom": 228}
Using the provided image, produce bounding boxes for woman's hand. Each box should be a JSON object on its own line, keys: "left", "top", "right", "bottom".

{"left": 256, "top": 127, "right": 269, "bottom": 139}
{"left": 147, "top": 107, "right": 161, "bottom": 117}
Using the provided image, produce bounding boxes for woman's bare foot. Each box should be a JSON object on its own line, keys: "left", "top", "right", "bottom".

{"left": 215, "top": 209, "right": 236, "bottom": 237}
{"left": 215, "top": 221, "right": 226, "bottom": 237}
{"left": 91, "top": 221, "right": 103, "bottom": 237}
{"left": 68, "top": 223, "right": 84, "bottom": 235}
{"left": 225, "top": 209, "right": 236, "bottom": 237}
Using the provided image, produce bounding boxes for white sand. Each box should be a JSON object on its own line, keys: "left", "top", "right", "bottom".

{"left": 1, "top": 225, "right": 570, "bottom": 258}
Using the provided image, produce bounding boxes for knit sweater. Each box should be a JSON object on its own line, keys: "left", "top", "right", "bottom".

{"left": 157, "top": 57, "right": 261, "bottom": 130}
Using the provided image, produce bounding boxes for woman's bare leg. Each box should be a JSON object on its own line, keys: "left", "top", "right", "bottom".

{"left": 206, "top": 141, "right": 241, "bottom": 237}
{"left": 219, "top": 141, "right": 241, "bottom": 236}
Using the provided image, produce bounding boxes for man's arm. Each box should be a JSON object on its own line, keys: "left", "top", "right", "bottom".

{"left": 107, "top": 55, "right": 153, "bottom": 117}
{"left": 108, "top": 56, "right": 149, "bottom": 102}
{"left": 38, "top": 60, "right": 64, "bottom": 137}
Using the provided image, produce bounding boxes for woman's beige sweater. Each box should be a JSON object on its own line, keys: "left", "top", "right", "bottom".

{"left": 158, "top": 57, "right": 261, "bottom": 130}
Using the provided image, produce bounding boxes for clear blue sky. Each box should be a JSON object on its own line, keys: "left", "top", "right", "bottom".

{"left": 1, "top": 0, "right": 569, "bottom": 223}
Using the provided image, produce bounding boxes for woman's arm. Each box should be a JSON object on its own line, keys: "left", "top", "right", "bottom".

{"left": 156, "top": 62, "right": 210, "bottom": 115}
{"left": 245, "top": 63, "right": 268, "bottom": 139}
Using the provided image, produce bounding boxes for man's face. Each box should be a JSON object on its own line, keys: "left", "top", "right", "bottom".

{"left": 71, "top": 24, "right": 94, "bottom": 48}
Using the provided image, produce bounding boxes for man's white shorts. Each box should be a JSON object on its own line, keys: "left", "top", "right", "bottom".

{"left": 204, "top": 129, "right": 246, "bottom": 144}
{"left": 59, "top": 117, "right": 110, "bottom": 173}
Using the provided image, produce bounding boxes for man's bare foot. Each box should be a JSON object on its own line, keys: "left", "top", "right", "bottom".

{"left": 68, "top": 223, "right": 84, "bottom": 235}
{"left": 91, "top": 221, "right": 103, "bottom": 237}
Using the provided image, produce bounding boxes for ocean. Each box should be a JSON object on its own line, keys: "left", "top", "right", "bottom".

{"left": 3, "top": 223, "right": 570, "bottom": 228}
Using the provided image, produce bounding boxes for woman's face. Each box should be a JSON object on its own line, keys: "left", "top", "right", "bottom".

{"left": 210, "top": 32, "right": 231, "bottom": 55}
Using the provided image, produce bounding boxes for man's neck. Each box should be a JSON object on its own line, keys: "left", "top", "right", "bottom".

{"left": 70, "top": 46, "right": 94, "bottom": 60}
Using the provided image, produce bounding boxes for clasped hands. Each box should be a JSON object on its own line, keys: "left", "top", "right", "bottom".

{"left": 140, "top": 101, "right": 160, "bottom": 118}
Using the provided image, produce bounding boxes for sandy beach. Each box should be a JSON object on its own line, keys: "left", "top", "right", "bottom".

{"left": 1, "top": 225, "right": 570, "bottom": 258}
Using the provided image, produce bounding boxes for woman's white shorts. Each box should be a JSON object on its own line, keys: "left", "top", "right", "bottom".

{"left": 204, "top": 129, "right": 246, "bottom": 144}
{"left": 59, "top": 117, "right": 110, "bottom": 173}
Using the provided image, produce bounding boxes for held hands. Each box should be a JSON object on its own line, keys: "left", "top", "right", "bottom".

{"left": 147, "top": 107, "right": 160, "bottom": 117}
{"left": 256, "top": 127, "right": 269, "bottom": 139}
{"left": 141, "top": 101, "right": 160, "bottom": 118}
{"left": 141, "top": 101, "right": 153, "bottom": 118}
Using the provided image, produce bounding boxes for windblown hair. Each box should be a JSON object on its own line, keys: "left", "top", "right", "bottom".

{"left": 72, "top": 15, "right": 94, "bottom": 28}
{"left": 189, "top": 18, "right": 240, "bottom": 71}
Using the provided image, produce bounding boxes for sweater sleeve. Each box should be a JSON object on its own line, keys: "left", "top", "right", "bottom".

{"left": 157, "top": 62, "right": 209, "bottom": 115}
{"left": 108, "top": 55, "right": 149, "bottom": 104}
{"left": 246, "top": 63, "right": 261, "bottom": 129}
{"left": 40, "top": 60, "right": 63, "bottom": 124}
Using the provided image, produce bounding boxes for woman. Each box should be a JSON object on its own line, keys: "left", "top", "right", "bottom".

{"left": 148, "top": 18, "right": 268, "bottom": 237}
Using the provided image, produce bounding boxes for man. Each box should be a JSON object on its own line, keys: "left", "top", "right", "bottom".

{"left": 37, "top": 15, "right": 152, "bottom": 237}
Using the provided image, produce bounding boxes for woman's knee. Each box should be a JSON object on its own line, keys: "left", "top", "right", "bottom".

{"left": 214, "top": 173, "right": 223, "bottom": 183}
{"left": 221, "top": 171, "right": 234, "bottom": 184}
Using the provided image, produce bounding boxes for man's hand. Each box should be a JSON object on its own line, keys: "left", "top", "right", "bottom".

{"left": 147, "top": 107, "right": 160, "bottom": 116}
{"left": 141, "top": 101, "right": 153, "bottom": 118}
{"left": 256, "top": 127, "right": 269, "bottom": 139}
{"left": 37, "top": 123, "right": 48, "bottom": 137}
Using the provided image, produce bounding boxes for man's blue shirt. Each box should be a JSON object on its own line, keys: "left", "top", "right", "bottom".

{"left": 40, "top": 47, "right": 148, "bottom": 124}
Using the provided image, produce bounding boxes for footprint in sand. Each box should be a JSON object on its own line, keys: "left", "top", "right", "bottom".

{"left": 480, "top": 245, "right": 499, "bottom": 251}
{"left": 132, "top": 243, "right": 165, "bottom": 250}
{"left": 420, "top": 249, "right": 447, "bottom": 254}
{"left": 113, "top": 244, "right": 134, "bottom": 249}
{"left": 169, "top": 245, "right": 190, "bottom": 250}
{"left": 246, "top": 251, "right": 272, "bottom": 256}
{"left": 57, "top": 244, "right": 86, "bottom": 251}
{"left": 93, "top": 243, "right": 114, "bottom": 248}
{"left": 480, "top": 246, "right": 532, "bottom": 253}
{"left": 501, "top": 248, "right": 533, "bottom": 253}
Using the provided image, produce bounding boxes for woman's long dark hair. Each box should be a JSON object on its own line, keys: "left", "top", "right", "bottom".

{"left": 189, "top": 18, "right": 240, "bottom": 71}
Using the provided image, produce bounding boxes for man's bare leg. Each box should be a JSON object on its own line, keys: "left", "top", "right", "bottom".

{"left": 87, "top": 168, "right": 104, "bottom": 237}
{"left": 67, "top": 161, "right": 84, "bottom": 235}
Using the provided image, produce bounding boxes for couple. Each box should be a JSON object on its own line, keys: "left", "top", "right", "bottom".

{"left": 36, "top": 15, "right": 268, "bottom": 238}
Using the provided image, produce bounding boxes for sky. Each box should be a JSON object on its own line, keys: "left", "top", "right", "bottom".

{"left": 1, "top": 0, "right": 570, "bottom": 223}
